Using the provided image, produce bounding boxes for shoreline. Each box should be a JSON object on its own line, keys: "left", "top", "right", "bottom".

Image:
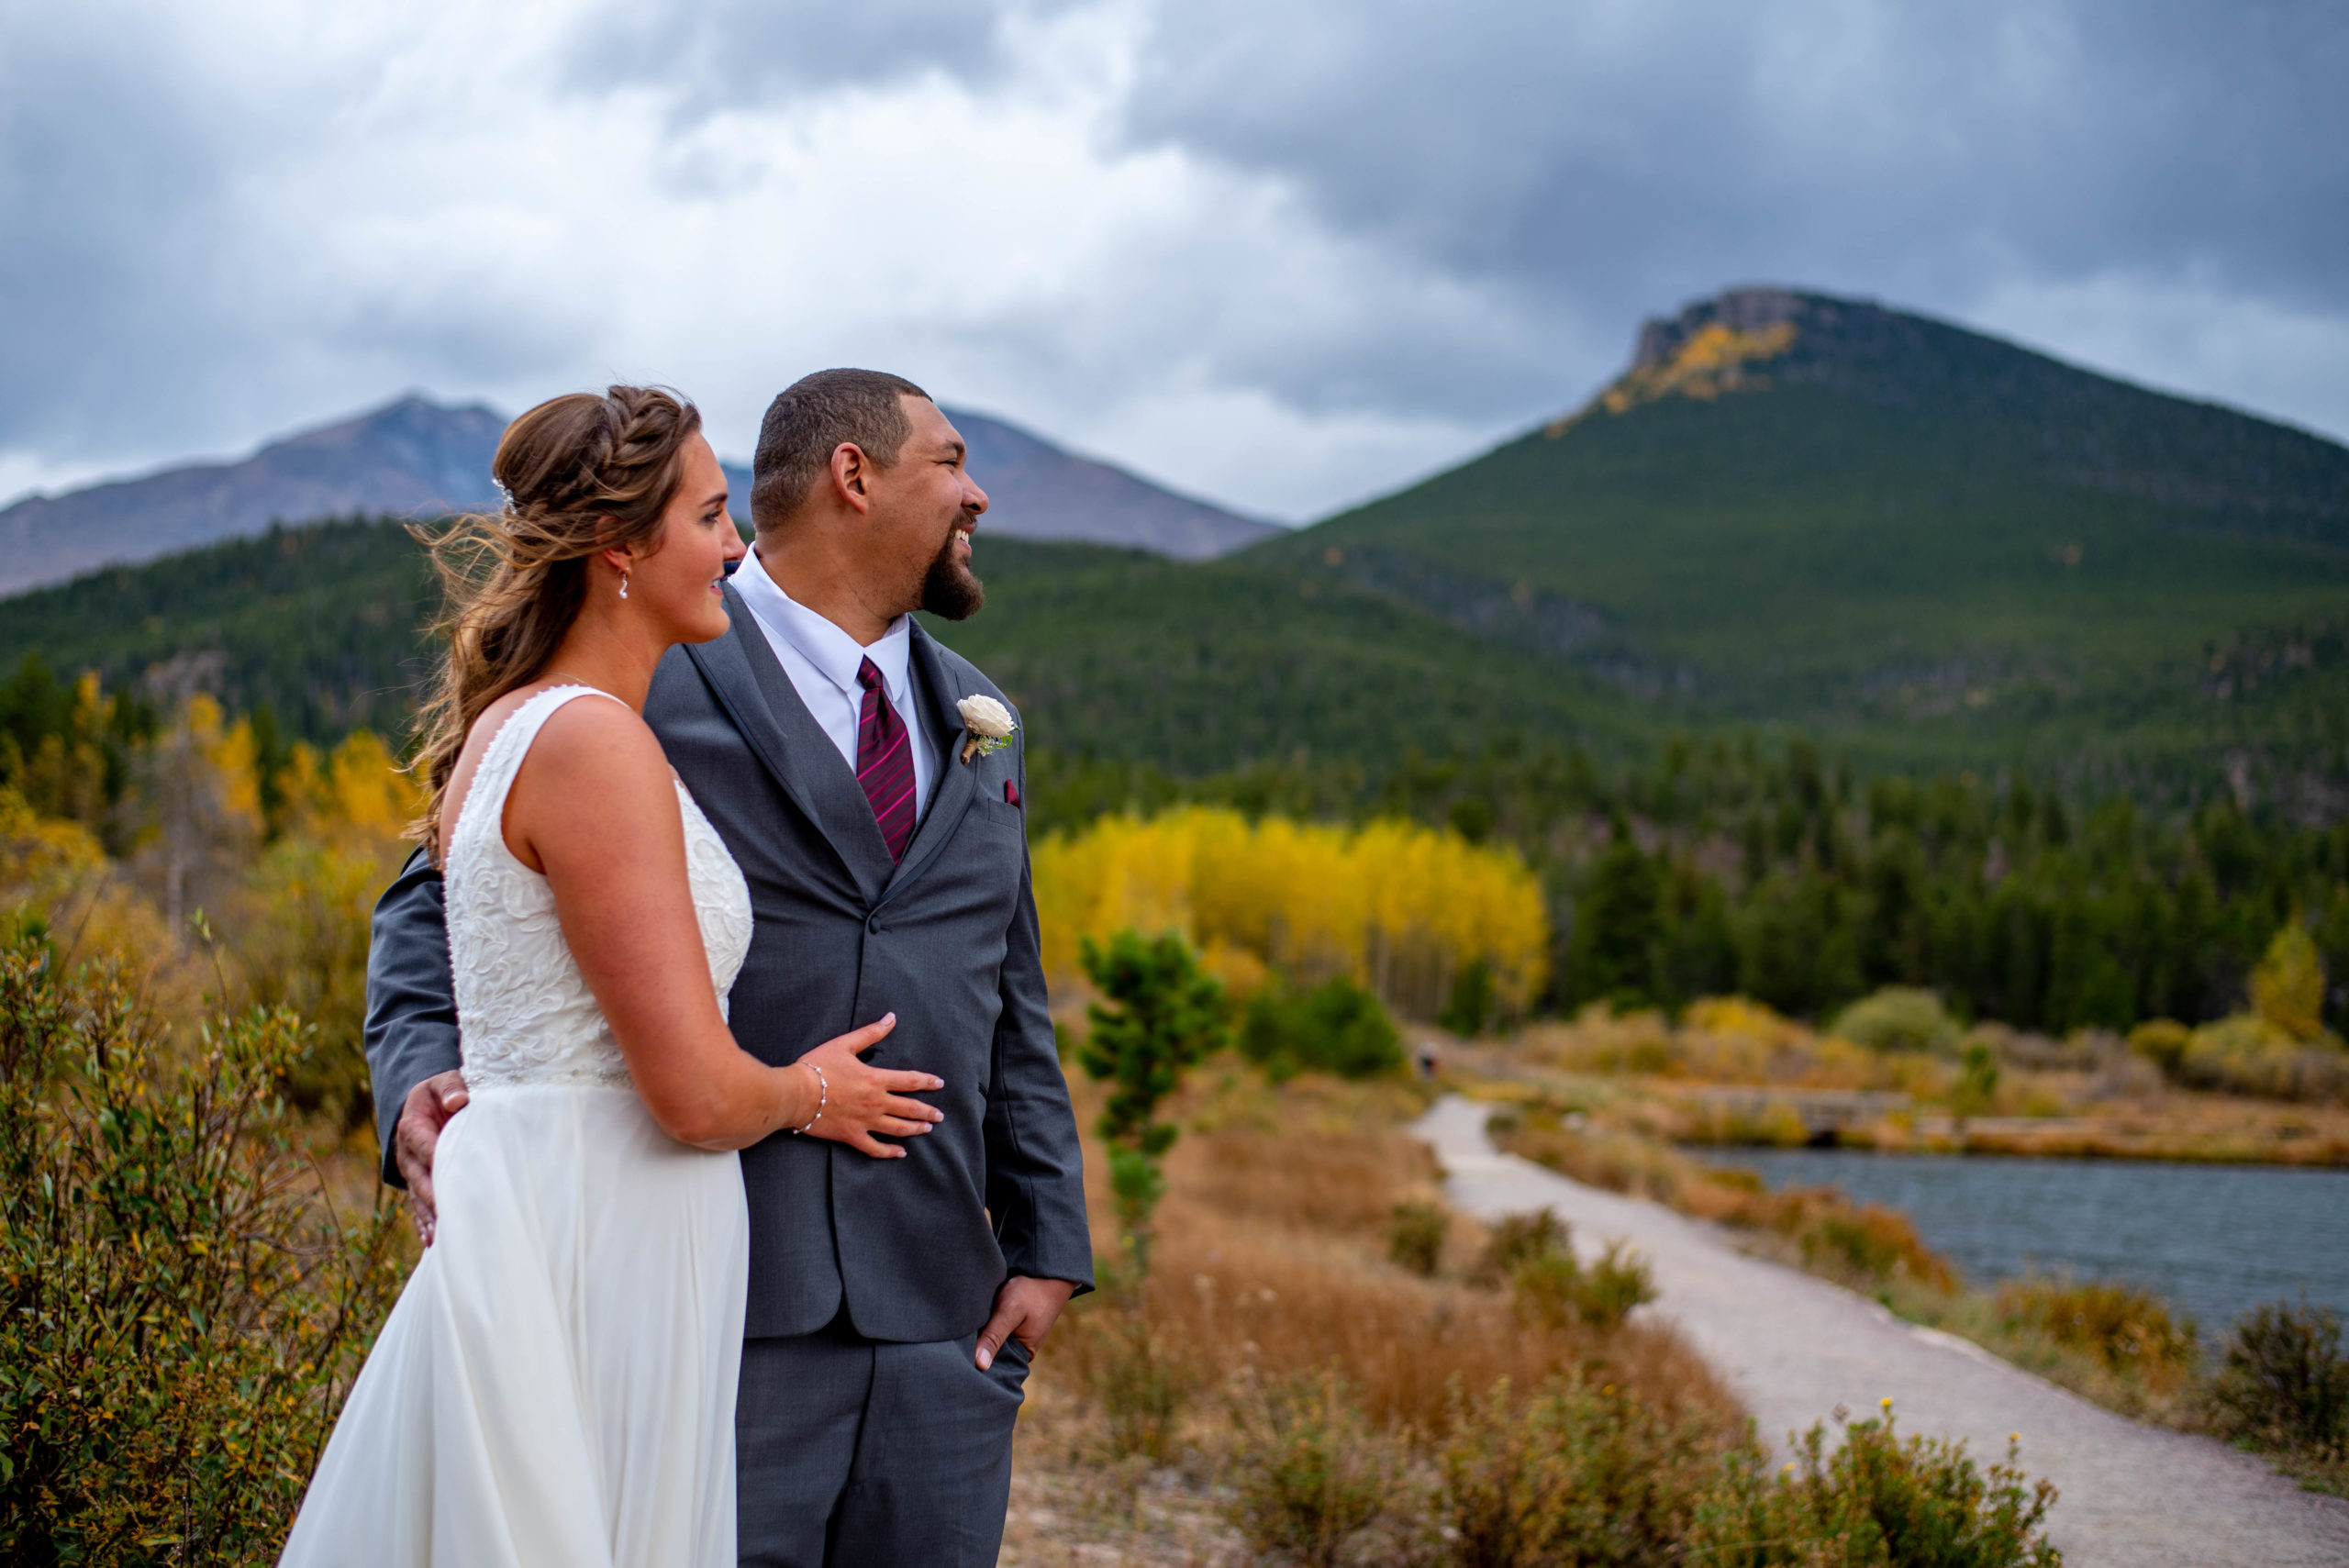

{"left": 1419, "top": 1095, "right": 2349, "bottom": 1566}
{"left": 1679, "top": 1129, "right": 2349, "bottom": 1167}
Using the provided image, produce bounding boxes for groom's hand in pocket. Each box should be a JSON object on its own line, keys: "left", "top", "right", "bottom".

{"left": 796, "top": 1014, "right": 947, "bottom": 1158}
{"left": 395, "top": 1070, "right": 471, "bottom": 1245}
{"left": 976, "top": 1276, "right": 1077, "bottom": 1370}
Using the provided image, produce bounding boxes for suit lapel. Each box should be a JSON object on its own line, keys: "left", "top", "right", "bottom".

{"left": 883, "top": 623, "right": 978, "bottom": 902}
{"left": 685, "top": 587, "right": 895, "bottom": 905}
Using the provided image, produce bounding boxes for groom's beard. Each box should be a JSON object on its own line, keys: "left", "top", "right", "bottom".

{"left": 920, "top": 528, "right": 985, "bottom": 621}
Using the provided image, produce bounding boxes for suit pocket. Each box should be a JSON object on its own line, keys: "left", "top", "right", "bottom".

{"left": 974, "top": 798, "right": 1024, "bottom": 834}
{"left": 983, "top": 1336, "right": 1031, "bottom": 1402}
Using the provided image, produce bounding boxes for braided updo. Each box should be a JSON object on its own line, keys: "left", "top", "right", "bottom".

{"left": 409, "top": 385, "right": 704, "bottom": 859}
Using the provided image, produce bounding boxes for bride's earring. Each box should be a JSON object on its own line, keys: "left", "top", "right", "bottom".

{"left": 618, "top": 571, "right": 629, "bottom": 601}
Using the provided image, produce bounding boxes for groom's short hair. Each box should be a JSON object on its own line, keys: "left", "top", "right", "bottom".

{"left": 751, "top": 369, "right": 933, "bottom": 533}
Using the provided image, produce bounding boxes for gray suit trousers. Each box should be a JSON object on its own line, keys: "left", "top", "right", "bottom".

{"left": 736, "top": 1319, "right": 1030, "bottom": 1568}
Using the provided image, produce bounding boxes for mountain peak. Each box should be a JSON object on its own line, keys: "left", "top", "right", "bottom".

{"left": 940, "top": 406, "right": 1276, "bottom": 560}
{"left": 0, "top": 393, "right": 1280, "bottom": 597}
{"left": 1564, "top": 289, "right": 2348, "bottom": 539}
{"left": 1592, "top": 287, "right": 1945, "bottom": 420}
{"left": 1630, "top": 285, "right": 1815, "bottom": 372}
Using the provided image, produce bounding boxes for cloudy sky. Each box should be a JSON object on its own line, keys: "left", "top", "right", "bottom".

{"left": 4, "top": 0, "right": 2343, "bottom": 522}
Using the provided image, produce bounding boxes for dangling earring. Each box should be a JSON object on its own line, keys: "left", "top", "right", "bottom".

{"left": 618, "top": 571, "right": 629, "bottom": 600}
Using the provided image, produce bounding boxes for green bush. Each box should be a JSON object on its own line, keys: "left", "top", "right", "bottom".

{"left": 1090, "top": 1314, "right": 1195, "bottom": 1462}
{"left": 1510, "top": 1242, "right": 1658, "bottom": 1333}
{"left": 1441, "top": 960, "right": 1495, "bottom": 1037}
{"left": 1831, "top": 986, "right": 1963, "bottom": 1054}
{"left": 1951, "top": 1040, "right": 2001, "bottom": 1118}
{"left": 1387, "top": 1200, "right": 1450, "bottom": 1277}
{"left": 2210, "top": 1300, "right": 2349, "bottom": 1456}
{"left": 1796, "top": 1201, "right": 1953, "bottom": 1287}
{"left": 2127, "top": 1018, "right": 2191, "bottom": 1076}
{"left": 1687, "top": 1406, "right": 2062, "bottom": 1567}
{"left": 1577, "top": 1241, "right": 1660, "bottom": 1330}
{"left": 1470, "top": 1207, "right": 1568, "bottom": 1289}
{"left": 1995, "top": 1277, "right": 2198, "bottom": 1384}
{"left": 1240, "top": 974, "right": 1405, "bottom": 1082}
{"left": 1224, "top": 1370, "right": 1427, "bottom": 1566}
{"left": 0, "top": 936, "right": 406, "bottom": 1565}
{"left": 2178, "top": 1013, "right": 2349, "bottom": 1103}
{"left": 1436, "top": 1373, "right": 1721, "bottom": 1567}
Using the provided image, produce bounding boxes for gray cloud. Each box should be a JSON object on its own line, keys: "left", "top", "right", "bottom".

{"left": 558, "top": 0, "right": 1076, "bottom": 111}
{"left": 0, "top": 13, "right": 242, "bottom": 455}
{"left": 1106, "top": 0, "right": 2349, "bottom": 421}
{"left": 1, "top": 0, "right": 2343, "bottom": 521}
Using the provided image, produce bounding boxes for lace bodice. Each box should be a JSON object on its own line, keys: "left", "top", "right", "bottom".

{"left": 445, "top": 685, "right": 752, "bottom": 1091}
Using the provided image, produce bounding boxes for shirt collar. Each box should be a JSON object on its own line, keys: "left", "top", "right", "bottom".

{"left": 738, "top": 550, "right": 913, "bottom": 706}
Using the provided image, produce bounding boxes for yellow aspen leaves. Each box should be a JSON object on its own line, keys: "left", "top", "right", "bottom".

{"left": 1033, "top": 806, "right": 1550, "bottom": 1022}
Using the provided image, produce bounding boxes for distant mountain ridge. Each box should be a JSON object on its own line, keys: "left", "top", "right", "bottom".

{"left": 0, "top": 395, "right": 1276, "bottom": 595}
{"left": 4, "top": 286, "right": 2343, "bottom": 807}
{"left": 941, "top": 409, "right": 1277, "bottom": 560}
{"left": 0, "top": 396, "right": 507, "bottom": 596}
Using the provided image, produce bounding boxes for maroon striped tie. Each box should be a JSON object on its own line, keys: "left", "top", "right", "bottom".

{"left": 854, "top": 657, "right": 917, "bottom": 862}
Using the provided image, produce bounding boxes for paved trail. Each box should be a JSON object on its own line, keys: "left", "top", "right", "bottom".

{"left": 1415, "top": 1096, "right": 2349, "bottom": 1568}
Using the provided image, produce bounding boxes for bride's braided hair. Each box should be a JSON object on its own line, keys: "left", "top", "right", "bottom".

{"left": 408, "top": 385, "right": 703, "bottom": 859}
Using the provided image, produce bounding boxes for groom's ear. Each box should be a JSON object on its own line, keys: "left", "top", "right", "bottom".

{"left": 829, "top": 441, "right": 875, "bottom": 514}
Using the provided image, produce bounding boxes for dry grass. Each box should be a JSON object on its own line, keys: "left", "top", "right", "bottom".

{"left": 1488, "top": 1005, "right": 2349, "bottom": 1165}
{"left": 1490, "top": 1101, "right": 1955, "bottom": 1295}
{"left": 1003, "top": 1062, "right": 1747, "bottom": 1562}
{"left": 1063, "top": 1071, "right": 1738, "bottom": 1436}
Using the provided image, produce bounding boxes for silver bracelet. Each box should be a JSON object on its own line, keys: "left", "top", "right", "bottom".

{"left": 793, "top": 1062, "right": 827, "bottom": 1134}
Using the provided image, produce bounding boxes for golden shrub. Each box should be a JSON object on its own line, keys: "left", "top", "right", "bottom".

{"left": 2252, "top": 921, "right": 2327, "bottom": 1044}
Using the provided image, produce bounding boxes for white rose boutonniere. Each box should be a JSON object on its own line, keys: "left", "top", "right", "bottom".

{"left": 956, "top": 695, "right": 1018, "bottom": 764}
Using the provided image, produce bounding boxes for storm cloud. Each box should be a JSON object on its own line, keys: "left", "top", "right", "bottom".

{"left": 3, "top": 0, "right": 2342, "bottom": 520}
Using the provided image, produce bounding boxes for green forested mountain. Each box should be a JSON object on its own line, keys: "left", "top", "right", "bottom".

{"left": 7, "top": 290, "right": 2349, "bottom": 1034}
{"left": 0, "top": 516, "right": 433, "bottom": 741}
{"left": 0, "top": 525, "right": 1646, "bottom": 759}
{"left": 4, "top": 287, "right": 2346, "bottom": 811}
{"left": 1247, "top": 288, "right": 2349, "bottom": 794}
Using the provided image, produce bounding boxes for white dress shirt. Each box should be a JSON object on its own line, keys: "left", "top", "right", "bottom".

{"left": 731, "top": 551, "right": 936, "bottom": 827}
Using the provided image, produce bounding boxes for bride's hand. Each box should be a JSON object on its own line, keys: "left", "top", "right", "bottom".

{"left": 794, "top": 1014, "right": 944, "bottom": 1159}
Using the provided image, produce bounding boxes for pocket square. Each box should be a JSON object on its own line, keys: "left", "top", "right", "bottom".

{"left": 1005, "top": 780, "right": 1020, "bottom": 808}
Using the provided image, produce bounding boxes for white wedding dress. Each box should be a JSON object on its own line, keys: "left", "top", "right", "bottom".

{"left": 282, "top": 686, "right": 755, "bottom": 1568}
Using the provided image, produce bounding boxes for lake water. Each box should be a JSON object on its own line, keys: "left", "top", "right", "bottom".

{"left": 1693, "top": 1148, "right": 2349, "bottom": 1337}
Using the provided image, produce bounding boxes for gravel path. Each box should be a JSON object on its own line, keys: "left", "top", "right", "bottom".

{"left": 1415, "top": 1095, "right": 2349, "bottom": 1567}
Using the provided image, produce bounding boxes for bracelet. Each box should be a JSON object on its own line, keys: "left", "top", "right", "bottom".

{"left": 793, "top": 1062, "right": 827, "bottom": 1134}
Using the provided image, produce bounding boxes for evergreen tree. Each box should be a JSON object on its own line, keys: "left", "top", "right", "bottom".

{"left": 1078, "top": 929, "right": 1229, "bottom": 1277}
{"left": 1565, "top": 817, "right": 1662, "bottom": 1009}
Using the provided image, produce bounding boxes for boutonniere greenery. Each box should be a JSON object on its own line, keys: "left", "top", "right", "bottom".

{"left": 956, "top": 695, "right": 1018, "bottom": 764}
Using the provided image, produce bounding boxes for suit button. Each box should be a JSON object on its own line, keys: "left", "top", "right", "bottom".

{"left": 867, "top": 915, "right": 885, "bottom": 934}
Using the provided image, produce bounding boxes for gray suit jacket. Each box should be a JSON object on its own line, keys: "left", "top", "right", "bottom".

{"left": 362, "top": 589, "right": 1094, "bottom": 1342}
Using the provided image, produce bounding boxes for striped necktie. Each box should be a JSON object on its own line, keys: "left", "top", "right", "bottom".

{"left": 854, "top": 657, "right": 917, "bottom": 862}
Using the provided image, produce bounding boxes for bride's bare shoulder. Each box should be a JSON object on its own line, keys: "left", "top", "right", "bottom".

{"left": 495, "top": 691, "right": 676, "bottom": 870}
{"left": 514, "top": 692, "right": 666, "bottom": 793}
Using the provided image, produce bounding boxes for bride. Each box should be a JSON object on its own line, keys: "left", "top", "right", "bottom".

{"left": 280, "top": 386, "right": 946, "bottom": 1566}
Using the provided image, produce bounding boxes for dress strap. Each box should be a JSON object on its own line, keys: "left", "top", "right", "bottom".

{"left": 448, "top": 685, "right": 629, "bottom": 872}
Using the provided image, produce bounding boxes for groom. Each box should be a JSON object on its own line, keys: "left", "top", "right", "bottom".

{"left": 364, "top": 370, "right": 1093, "bottom": 1566}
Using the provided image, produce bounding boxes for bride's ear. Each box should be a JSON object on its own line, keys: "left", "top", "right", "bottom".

{"left": 594, "top": 518, "right": 639, "bottom": 583}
